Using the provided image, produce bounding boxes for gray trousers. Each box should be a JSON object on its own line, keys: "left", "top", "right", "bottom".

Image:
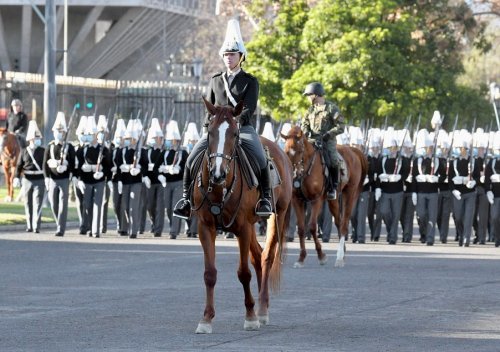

{"left": 47, "top": 178, "right": 69, "bottom": 234}
{"left": 453, "top": 191, "right": 477, "bottom": 245}
{"left": 416, "top": 193, "right": 439, "bottom": 244}
{"left": 82, "top": 181, "right": 105, "bottom": 236}
{"left": 188, "top": 125, "right": 267, "bottom": 170}
{"left": 112, "top": 182, "right": 123, "bottom": 232}
{"left": 351, "top": 190, "right": 369, "bottom": 242}
{"left": 165, "top": 180, "right": 183, "bottom": 235}
{"left": 147, "top": 183, "right": 165, "bottom": 235}
{"left": 73, "top": 179, "right": 86, "bottom": 232}
{"left": 101, "top": 182, "right": 111, "bottom": 233}
{"left": 22, "top": 178, "right": 45, "bottom": 232}
{"left": 318, "top": 201, "right": 333, "bottom": 241}
{"left": 491, "top": 197, "right": 500, "bottom": 245}
{"left": 400, "top": 192, "right": 415, "bottom": 242}
{"left": 379, "top": 192, "right": 403, "bottom": 243}
{"left": 139, "top": 183, "right": 148, "bottom": 233}
{"left": 121, "top": 182, "right": 143, "bottom": 236}
{"left": 473, "top": 186, "right": 489, "bottom": 243}
{"left": 437, "top": 190, "right": 452, "bottom": 242}
{"left": 371, "top": 192, "right": 383, "bottom": 241}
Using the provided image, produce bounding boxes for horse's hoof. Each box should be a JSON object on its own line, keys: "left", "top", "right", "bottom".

{"left": 258, "top": 314, "right": 269, "bottom": 325}
{"left": 319, "top": 255, "right": 328, "bottom": 265}
{"left": 334, "top": 259, "right": 345, "bottom": 268}
{"left": 195, "top": 322, "right": 212, "bottom": 334}
{"left": 293, "top": 261, "right": 304, "bottom": 269}
{"left": 244, "top": 318, "right": 261, "bottom": 331}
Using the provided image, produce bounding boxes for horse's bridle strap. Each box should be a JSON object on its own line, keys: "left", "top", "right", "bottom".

{"left": 208, "top": 152, "right": 233, "bottom": 160}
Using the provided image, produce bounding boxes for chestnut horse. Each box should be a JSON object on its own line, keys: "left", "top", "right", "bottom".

{"left": 282, "top": 126, "right": 368, "bottom": 268}
{"left": 191, "top": 98, "right": 292, "bottom": 334}
{"left": 0, "top": 125, "right": 20, "bottom": 202}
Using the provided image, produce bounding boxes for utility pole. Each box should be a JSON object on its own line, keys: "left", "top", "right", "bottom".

{"left": 43, "top": 0, "right": 56, "bottom": 143}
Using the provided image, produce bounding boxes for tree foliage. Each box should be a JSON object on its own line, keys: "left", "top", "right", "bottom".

{"left": 245, "top": 0, "right": 493, "bottom": 128}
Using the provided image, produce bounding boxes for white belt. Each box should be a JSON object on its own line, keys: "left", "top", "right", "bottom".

{"left": 24, "top": 170, "right": 44, "bottom": 175}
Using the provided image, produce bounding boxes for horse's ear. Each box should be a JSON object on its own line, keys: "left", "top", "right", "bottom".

{"left": 202, "top": 96, "right": 217, "bottom": 116}
{"left": 233, "top": 100, "right": 244, "bottom": 117}
{"left": 297, "top": 130, "right": 302, "bottom": 139}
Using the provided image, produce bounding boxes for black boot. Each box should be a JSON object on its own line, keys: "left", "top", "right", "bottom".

{"left": 256, "top": 164, "right": 273, "bottom": 217}
{"left": 327, "top": 166, "right": 338, "bottom": 200}
{"left": 173, "top": 166, "right": 192, "bottom": 220}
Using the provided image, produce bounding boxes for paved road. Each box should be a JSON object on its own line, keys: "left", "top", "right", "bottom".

{"left": 1, "top": 229, "right": 499, "bottom": 351}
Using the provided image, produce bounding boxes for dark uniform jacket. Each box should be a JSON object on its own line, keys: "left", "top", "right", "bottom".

{"left": 411, "top": 156, "right": 447, "bottom": 193}
{"left": 448, "top": 157, "right": 481, "bottom": 195}
{"left": 43, "top": 141, "right": 76, "bottom": 179}
{"left": 143, "top": 146, "right": 162, "bottom": 185}
{"left": 74, "top": 144, "right": 111, "bottom": 184}
{"left": 484, "top": 157, "right": 500, "bottom": 197}
{"left": 7, "top": 111, "right": 28, "bottom": 135}
{"left": 204, "top": 69, "right": 258, "bottom": 126}
{"left": 367, "top": 154, "right": 380, "bottom": 193}
{"left": 114, "top": 146, "right": 148, "bottom": 185}
{"left": 157, "top": 148, "right": 188, "bottom": 183}
{"left": 375, "top": 155, "right": 411, "bottom": 193}
{"left": 109, "top": 145, "right": 121, "bottom": 183}
{"left": 15, "top": 146, "right": 45, "bottom": 181}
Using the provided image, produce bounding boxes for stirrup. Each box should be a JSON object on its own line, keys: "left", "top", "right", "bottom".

{"left": 255, "top": 198, "right": 273, "bottom": 217}
{"left": 327, "top": 190, "right": 337, "bottom": 200}
{"left": 173, "top": 198, "right": 191, "bottom": 220}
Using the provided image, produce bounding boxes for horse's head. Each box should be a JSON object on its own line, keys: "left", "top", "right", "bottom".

{"left": 281, "top": 125, "right": 306, "bottom": 163}
{"left": 204, "top": 97, "right": 244, "bottom": 185}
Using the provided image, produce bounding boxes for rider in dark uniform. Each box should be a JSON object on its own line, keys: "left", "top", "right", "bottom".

{"left": 174, "top": 19, "right": 272, "bottom": 219}
{"left": 7, "top": 99, "right": 29, "bottom": 148}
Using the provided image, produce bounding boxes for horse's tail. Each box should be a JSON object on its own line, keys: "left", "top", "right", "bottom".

{"left": 269, "top": 204, "right": 291, "bottom": 293}
{"left": 352, "top": 147, "right": 368, "bottom": 190}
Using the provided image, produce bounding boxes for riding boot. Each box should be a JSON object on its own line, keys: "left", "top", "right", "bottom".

{"left": 173, "top": 166, "right": 192, "bottom": 220}
{"left": 327, "top": 166, "right": 338, "bottom": 200}
{"left": 256, "top": 163, "right": 273, "bottom": 217}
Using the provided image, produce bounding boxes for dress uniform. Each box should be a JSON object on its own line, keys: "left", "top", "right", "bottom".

{"left": 484, "top": 131, "right": 500, "bottom": 247}
{"left": 183, "top": 122, "right": 201, "bottom": 238}
{"left": 110, "top": 119, "right": 126, "bottom": 235}
{"left": 115, "top": 119, "right": 148, "bottom": 238}
{"left": 73, "top": 115, "right": 89, "bottom": 233}
{"left": 174, "top": 19, "right": 273, "bottom": 219}
{"left": 14, "top": 120, "right": 45, "bottom": 233}
{"left": 367, "top": 129, "right": 382, "bottom": 241}
{"left": 141, "top": 117, "right": 165, "bottom": 237}
{"left": 449, "top": 130, "right": 481, "bottom": 247}
{"left": 472, "top": 129, "right": 489, "bottom": 245}
{"left": 374, "top": 130, "right": 411, "bottom": 244}
{"left": 43, "top": 111, "right": 76, "bottom": 236}
{"left": 74, "top": 115, "right": 111, "bottom": 238}
{"left": 159, "top": 120, "right": 188, "bottom": 239}
{"left": 397, "top": 130, "right": 415, "bottom": 243}
{"left": 436, "top": 130, "right": 452, "bottom": 243}
{"left": 96, "top": 115, "right": 111, "bottom": 234}
{"left": 350, "top": 126, "right": 369, "bottom": 243}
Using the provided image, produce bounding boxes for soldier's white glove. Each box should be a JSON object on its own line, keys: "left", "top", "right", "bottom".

{"left": 61, "top": 159, "right": 68, "bottom": 166}
{"left": 158, "top": 175, "right": 166, "bottom": 187}
{"left": 77, "top": 180, "right": 86, "bottom": 194}
{"left": 171, "top": 165, "right": 180, "bottom": 175}
{"left": 111, "top": 166, "right": 117, "bottom": 173}
{"left": 47, "top": 159, "right": 59, "bottom": 168}
{"left": 415, "top": 174, "right": 427, "bottom": 183}
{"left": 71, "top": 176, "right": 78, "bottom": 188}
{"left": 388, "top": 174, "right": 401, "bottom": 182}
{"left": 130, "top": 167, "right": 141, "bottom": 176}
{"left": 490, "top": 174, "right": 500, "bottom": 183}
{"left": 378, "top": 173, "right": 389, "bottom": 182}
{"left": 406, "top": 175, "right": 412, "bottom": 183}
{"left": 142, "top": 176, "right": 151, "bottom": 189}
{"left": 158, "top": 165, "right": 167, "bottom": 173}
{"left": 45, "top": 178, "right": 50, "bottom": 190}
{"left": 118, "top": 181, "right": 123, "bottom": 195}
{"left": 93, "top": 171, "right": 104, "bottom": 180}
{"left": 427, "top": 175, "right": 439, "bottom": 183}
{"left": 13, "top": 177, "right": 21, "bottom": 188}
{"left": 452, "top": 189, "right": 462, "bottom": 200}
{"left": 486, "top": 191, "right": 494, "bottom": 205}
{"left": 148, "top": 163, "right": 155, "bottom": 171}
{"left": 452, "top": 176, "right": 464, "bottom": 185}
{"left": 363, "top": 176, "right": 369, "bottom": 185}
{"left": 107, "top": 180, "right": 113, "bottom": 191}
{"left": 56, "top": 165, "right": 67, "bottom": 173}
{"left": 466, "top": 180, "right": 476, "bottom": 189}
{"left": 120, "top": 164, "right": 130, "bottom": 173}
{"left": 412, "top": 192, "right": 417, "bottom": 206}
{"left": 81, "top": 164, "right": 92, "bottom": 172}
{"left": 480, "top": 175, "right": 485, "bottom": 184}
{"left": 375, "top": 188, "right": 382, "bottom": 202}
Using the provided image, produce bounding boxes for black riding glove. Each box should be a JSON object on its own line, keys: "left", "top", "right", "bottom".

{"left": 322, "top": 132, "right": 330, "bottom": 141}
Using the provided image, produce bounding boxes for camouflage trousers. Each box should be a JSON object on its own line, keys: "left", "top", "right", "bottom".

{"left": 325, "top": 140, "right": 339, "bottom": 168}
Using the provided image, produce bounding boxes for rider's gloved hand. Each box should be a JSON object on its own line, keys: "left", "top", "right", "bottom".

{"left": 322, "top": 132, "right": 330, "bottom": 141}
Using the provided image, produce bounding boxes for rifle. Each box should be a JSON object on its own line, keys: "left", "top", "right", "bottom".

{"left": 393, "top": 115, "right": 411, "bottom": 174}
{"left": 96, "top": 106, "right": 117, "bottom": 173}
{"left": 430, "top": 114, "right": 444, "bottom": 174}
{"left": 59, "top": 104, "right": 78, "bottom": 164}
{"left": 468, "top": 117, "right": 477, "bottom": 180}
{"left": 275, "top": 120, "right": 284, "bottom": 143}
{"left": 132, "top": 110, "right": 151, "bottom": 168}
{"left": 362, "top": 117, "right": 372, "bottom": 156}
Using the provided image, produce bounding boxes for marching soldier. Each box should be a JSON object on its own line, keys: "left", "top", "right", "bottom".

{"left": 374, "top": 130, "right": 411, "bottom": 244}
{"left": 302, "top": 82, "right": 345, "bottom": 200}
{"left": 160, "top": 120, "right": 188, "bottom": 239}
{"left": 142, "top": 117, "right": 165, "bottom": 237}
{"left": 449, "top": 130, "right": 481, "bottom": 247}
{"left": 43, "top": 112, "right": 75, "bottom": 237}
{"left": 436, "top": 130, "right": 452, "bottom": 243}
{"left": 14, "top": 120, "right": 45, "bottom": 233}
{"left": 115, "top": 119, "right": 148, "bottom": 238}
{"left": 74, "top": 115, "right": 111, "bottom": 238}
{"left": 472, "top": 129, "right": 489, "bottom": 245}
{"left": 484, "top": 131, "right": 500, "bottom": 247}
{"left": 96, "top": 115, "right": 111, "bottom": 234}
{"left": 411, "top": 127, "right": 447, "bottom": 245}
{"left": 110, "top": 119, "right": 126, "bottom": 235}
{"left": 350, "top": 126, "right": 369, "bottom": 243}
{"left": 174, "top": 19, "right": 273, "bottom": 219}
{"left": 183, "top": 122, "right": 201, "bottom": 238}
{"left": 398, "top": 129, "right": 415, "bottom": 243}
{"left": 367, "top": 129, "right": 382, "bottom": 241}
{"left": 73, "top": 115, "right": 88, "bottom": 234}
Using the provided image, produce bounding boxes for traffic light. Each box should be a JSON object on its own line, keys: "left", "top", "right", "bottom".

{"left": 75, "top": 102, "right": 81, "bottom": 109}
{"left": 86, "top": 101, "right": 94, "bottom": 109}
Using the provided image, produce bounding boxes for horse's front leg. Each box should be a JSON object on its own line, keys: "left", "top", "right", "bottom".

{"left": 237, "top": 224, "right": 260, "bottom": 331}
{"left": 195, "top": 225, "right": 217, "bottom": 334}
{"left": 293, "top": 198, "right": 307, "bottom": 268}
{"left": 309, "top": 199, "right": 327, "bottom": 265}
{"left": 335, "top": 189, "right": 357, "bottom": 268}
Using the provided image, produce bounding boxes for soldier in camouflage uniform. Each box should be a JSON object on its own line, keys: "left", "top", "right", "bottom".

{"left": 302, "top": 82, "right": 345, "bottom": 199}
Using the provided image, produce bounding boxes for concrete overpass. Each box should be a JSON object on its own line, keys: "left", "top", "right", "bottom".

{"left": 0, "top": 1, "right": 214, "bottom": 80}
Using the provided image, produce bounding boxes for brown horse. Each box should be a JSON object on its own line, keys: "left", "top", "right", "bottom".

{"left": 281, "top": 125, "right": 368, "bottom": 268}
{"left": 0, "top": 125, "right": 20, "bottom": 202}
{"left": 191, "top": 98, "right": 293, "bottom": 334}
